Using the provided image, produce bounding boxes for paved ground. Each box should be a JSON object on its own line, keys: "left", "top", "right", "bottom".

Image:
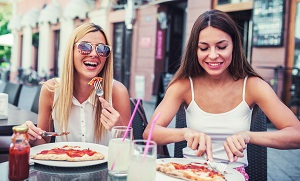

{"left": 267, "top": 124, "right": 300, "bottom": 181}
{"left": 143, "top": 98, "right": 300, "bottom": 181}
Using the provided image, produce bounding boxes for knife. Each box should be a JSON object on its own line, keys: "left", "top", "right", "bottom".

{"left": 41, "top": 131, "right": 70, "bottom": 137}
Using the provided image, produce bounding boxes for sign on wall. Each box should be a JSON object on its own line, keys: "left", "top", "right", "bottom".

{"left": 252, "top": 0, "right": 285, "bottom": 47}
{"left": 155, "top": 30, "right": 164, "bottom": 60}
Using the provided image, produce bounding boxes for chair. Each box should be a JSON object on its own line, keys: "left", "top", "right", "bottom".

{"left": 3, "top": 82, "right": 22, "bottom": 106}
{"left": 17, "top": 85, "right": 39, "bottom": 111}
{"left": 174, "top": 104, "right": 187, "bottom": 158}
{"left": 174, "top": 104, "right": 267, "bottom": 181}
{"left": 31, "top": 85, "right": 41, "bottom": 114}
{"left": 130, "top": 98, "right": 169, "bottom": 156}
{"left": 130, "top": 98, "right": 148, "bottom": 140}
{"left": 0, "top": 80, "right": 6, "bottom": 92}
{"left": 245, "top": 107, "right": 267, "bottom": 181}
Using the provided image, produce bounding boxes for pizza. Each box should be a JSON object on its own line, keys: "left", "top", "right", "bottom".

{"left": 88, "top": 77, "right": 103, "bottom": 85}
{"left": 156, "top": 162, "right": 226, "bottom": 181}
{"left": 30, "top": 145, "right": 105, "bottom": 162}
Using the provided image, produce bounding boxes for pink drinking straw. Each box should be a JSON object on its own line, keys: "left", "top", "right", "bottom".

{"left": 110, "top": 98, "right": 141, "bottom": 170}
{"left": 122, "top": 98, "right": 141, "bottom": 142}
{"left": 143, "top": 112, "right": 161, "bottom": 158}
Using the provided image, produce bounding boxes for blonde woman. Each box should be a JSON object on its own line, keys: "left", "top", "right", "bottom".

{"left": 24, "top": 23, "right": 131, "bottom": 146}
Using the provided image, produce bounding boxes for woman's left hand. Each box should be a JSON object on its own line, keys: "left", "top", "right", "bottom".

{"left": 99, "top": 97, "right": 122, "bottom": 130}
{"left": 223, "top": 131, "right": 251, "bottom": 162}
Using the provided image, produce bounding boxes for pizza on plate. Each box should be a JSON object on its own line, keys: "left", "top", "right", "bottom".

{"left": 88, "top": 77, "right": 103, "bottom": 85}
{"left": 30, "top": 145, "right": 105, "bottom": 162}
{"left": 156, "top": 161, "right": 226, "bottom": 181}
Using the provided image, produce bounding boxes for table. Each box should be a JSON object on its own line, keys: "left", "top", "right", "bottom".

{"left": 0, "top": 161, "right": 113, "bottom": 181}
{"left": 0, "top": 155, "right": 169, "bottom": 181}
{"left": 0, "top": 104, "right": 38, "bottom": 136}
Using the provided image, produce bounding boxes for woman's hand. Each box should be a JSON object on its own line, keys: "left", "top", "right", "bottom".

{"left": 22, "top": 120, "right": 44, "bottom": 141}
{"left": 224, "top": 131, "right": 251, "bottom": 162}
{"left": 183, "top": 128, "right": 213, "bottom": 161}
{"left": 99, "top": 97, "right": 123, "bottom": 131}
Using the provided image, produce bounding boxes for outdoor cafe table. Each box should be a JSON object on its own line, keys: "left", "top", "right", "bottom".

{"left": 0, "top": 104, "right": 38, "bottom": 136}
{"left": 0, "top": 155, "right": 170, "bottom": 181}
{"left": 0, "top": 161, "right": 112, "bottom": 181}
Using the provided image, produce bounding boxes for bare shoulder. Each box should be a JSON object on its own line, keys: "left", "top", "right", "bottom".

{"left": 41, "top": 78, "right": 58, "bottom": 92}
{"left": 164, "top": 77, "right": 191, "bottom": 105}
{"left": 246, "top": 76, "right": 273, "bottom": 92}
{"left": 41, "top": 80, "right": 54, "bottom": 94}
{"left": 246, "top": 76, "right": 276, "bottom": 105}
{"left": 40, "top": 79, "right": 56, "bottom": 104}
{"left": 167, "top": 77, "right": 191, "bottom": 94}
{"left": 112, "top": 80, "right": 128, "bottom": 95}
{"left": 112, "top": 80, "right": 130, "bottom": 106}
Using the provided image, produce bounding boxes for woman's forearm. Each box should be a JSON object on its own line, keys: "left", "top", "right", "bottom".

{"left": 248, "top": 126, "right": 300, "bottom": 149}
{"left": 144, "top": 125, "right": 188, "bottom": 145}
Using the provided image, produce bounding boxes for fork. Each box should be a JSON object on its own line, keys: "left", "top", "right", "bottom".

{"left": 207, "top": 160, "right": 227, "bottom": 174}
{"left": 203, "top": 153, "right": 227, "bottom": 174}
{"left": 94, "top": 81, "right": 104, "bottom": 96}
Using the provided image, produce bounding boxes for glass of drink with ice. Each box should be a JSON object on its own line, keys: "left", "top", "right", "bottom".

{"left": 108, "top": 126, "right": 133, "bottom": 177}
{"left": 127, "top": 140, "right": 157, "bottom": 181}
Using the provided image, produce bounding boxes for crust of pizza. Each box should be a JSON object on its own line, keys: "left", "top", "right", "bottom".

{"left": 30, "top": 145, "right": 105, "bottom": 162}
{"left": 156, "top": 162, "right": 226, "bottom": 181}
{"left": 88, "top": 77, "right": 103, "bottom": 85}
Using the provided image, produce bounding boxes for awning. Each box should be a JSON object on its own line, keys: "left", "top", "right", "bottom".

{"left": 63, "top": 0, "right": 91, "bottom": 19}
{"left": 38, "top": 1, "right": 61, "bottom": 24}
{"left": 0, "top": 33, "right": 14, "bottom": 47}
{"left": 8, "top": 15, "right": 22, "bottom": 31}
{"left": 21, "top": 8, "right": 40, "bottom": 28}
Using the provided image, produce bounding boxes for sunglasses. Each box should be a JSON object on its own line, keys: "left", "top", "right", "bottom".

{"left": 75, "top": 42, "right": 111, "bottom": 58}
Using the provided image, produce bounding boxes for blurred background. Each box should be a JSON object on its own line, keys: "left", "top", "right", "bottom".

{"left": 0, "top": 0, "right": 299, "bottom": 118}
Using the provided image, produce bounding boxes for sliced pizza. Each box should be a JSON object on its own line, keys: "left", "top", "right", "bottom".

{"left": 156, "top": 162, "right": 226, "bottom": 181}
{"left": 30, "top": 145, "right": 105, "bottom": 162}
{"left": 88, "top": 77, "right": 103, "bottom": 86}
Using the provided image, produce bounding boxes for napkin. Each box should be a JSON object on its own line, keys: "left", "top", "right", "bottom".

{"left": 0, "top": 93, "right": 8, "bottom": 119}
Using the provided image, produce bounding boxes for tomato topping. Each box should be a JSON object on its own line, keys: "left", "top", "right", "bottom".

{"left": 39, "top": 148, "right": 96, "bottom": 157}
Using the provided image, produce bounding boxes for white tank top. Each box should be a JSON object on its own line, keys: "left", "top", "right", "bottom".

{"left": 183, "top": 77, "right": 253, "bottom": 168}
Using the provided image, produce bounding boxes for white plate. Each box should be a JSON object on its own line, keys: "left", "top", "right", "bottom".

{"left": 156, "top": 158, "right": 245, "bottom": 181}
{"left": 30, "top": 142, "right": 108, "bottom": 167}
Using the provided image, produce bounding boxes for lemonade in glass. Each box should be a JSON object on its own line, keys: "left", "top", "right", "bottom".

{"left": 127, "top": 140, "right": 157, "bottom": 181}
{"left": 108, "top": 126, "right": 132, "bottom": 176}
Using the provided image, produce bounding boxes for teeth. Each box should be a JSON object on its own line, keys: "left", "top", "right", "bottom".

{"left": 208, "top": 63, "right": 220, "bottom": 66}
{"left": 84, "top": 61, "right": 98, "bottom": 66}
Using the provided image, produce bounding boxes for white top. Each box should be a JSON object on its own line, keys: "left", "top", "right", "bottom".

{"left": 183, "top": 77, "right": 253, "bottom": 168}
{"left": 53, "top": 83, "right": 111, "bottom": 146}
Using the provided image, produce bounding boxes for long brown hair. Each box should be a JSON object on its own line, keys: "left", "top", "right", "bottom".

{"left": 170, "top": 9, "right": 262, "bottom": 86}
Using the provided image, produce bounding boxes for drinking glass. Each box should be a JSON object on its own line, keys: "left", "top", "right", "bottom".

{"left": 108, "top": 126, "right": 133, "bottom": 177}
{"left": 127, "top": 140, "right": 157, "bottom": 181}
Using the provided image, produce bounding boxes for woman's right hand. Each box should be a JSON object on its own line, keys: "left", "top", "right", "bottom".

{"left": 184, "top": 128, "right": 213, "bottom": 161}
{"left": 22, "top": 120, "right": 44, "bottom": 141}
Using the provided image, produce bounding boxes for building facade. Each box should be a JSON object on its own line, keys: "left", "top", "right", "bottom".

{"left": 7, "top": 0, "right": 300, "bottom": 111}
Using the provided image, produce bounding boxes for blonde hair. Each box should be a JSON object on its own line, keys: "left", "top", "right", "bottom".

{"left": 51, "top": 23, "right": 113, "bottom": 142}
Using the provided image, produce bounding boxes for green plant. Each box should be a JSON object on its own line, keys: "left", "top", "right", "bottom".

{"left": 0, "top": 3, "right": 12, "bottom": 64}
